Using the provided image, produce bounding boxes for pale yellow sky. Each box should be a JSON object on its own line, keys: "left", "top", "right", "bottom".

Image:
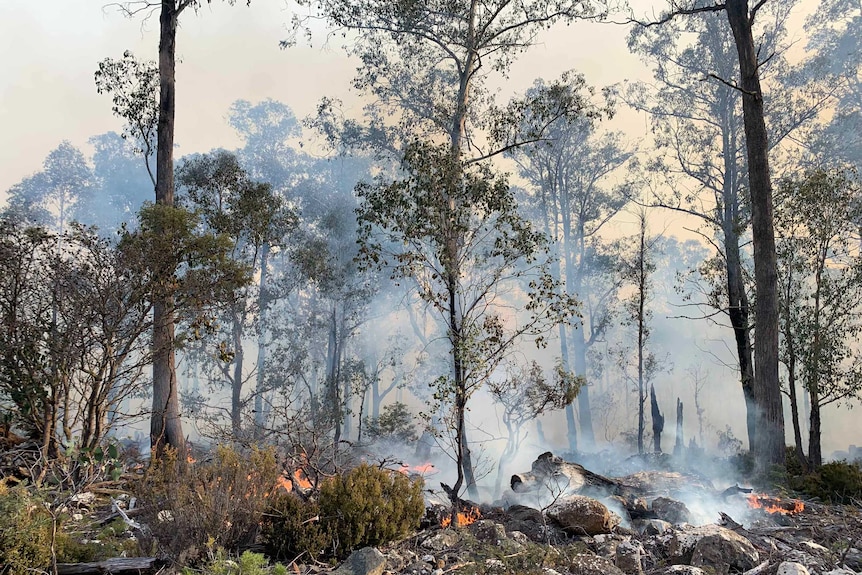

{"left": 1, "top": 1, "right": 817, "bottom": 200}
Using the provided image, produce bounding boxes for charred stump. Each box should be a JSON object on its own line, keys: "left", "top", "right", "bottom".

{"left": 651, "top": 385, "right": 664, "bottom": 453}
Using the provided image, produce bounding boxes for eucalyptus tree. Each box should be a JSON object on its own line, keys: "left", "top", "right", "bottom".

{"left": 776, "top": 168, "right": 862, "bottom": 469}
{"left": 82, "top": 132, "right": 156, "bottom": 235}
{"left": 295, "top": 0, "right": 602, "bottom": 500}
{"left": 357, "top": 143, "right": 579, "bottom": 500}
{"left": 3, "top": 141, "right": 95, "bottom": 234}
{"left": 627, "top": 0, "right": 809, "bottom": 463}
{"left": 176, "top": 150, "right": 296, "bottom": 437}
{"left": 804, "top": 0, "right": 862, "bottom": 167}
{"left": 292, "top": 177, "right": 376, "bottom": 444}
{"left": 616, "top": 209, "right": 661, "bottom": 455}
{"left": 510, "top": 78, "right": 629, "bottom": 451}
{"left": 105, "top": 0, "right": 252, "bottom": 457}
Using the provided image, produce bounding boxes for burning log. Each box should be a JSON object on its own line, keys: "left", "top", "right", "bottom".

{"left": 746, "top": 493, "right": 805, "bottom": 515}
{"left": 510, "top": 452, "right": 618, "bottom": 495}
{"left": 441, "top": 505, "right": 481, "bottom": 527}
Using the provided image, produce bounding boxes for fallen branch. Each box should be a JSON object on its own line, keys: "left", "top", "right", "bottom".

{"left": 56, "top": 557, "right": 161, "bottom": 575}
{"left": 742, "top": 560, "right": 770, "bottom": 575}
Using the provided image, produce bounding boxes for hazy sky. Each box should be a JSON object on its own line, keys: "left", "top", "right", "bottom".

{"left": 0, "top": 0, "right": 723, "bottom": 200}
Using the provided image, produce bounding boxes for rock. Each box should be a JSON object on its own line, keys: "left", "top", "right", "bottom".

{"left": 615, "top": 539, "right": 645, "bottom": 575}
{"left": 547, "top": 495, "right": 620, "bottom": 535}
{"left": 643, "top": 519, "right": 672, "bottom": 535}
{"left": 654, "top": 567, "right": 708, "bottom": 575}
{"left": 333, "top": 547, "right": 386, "bottom": 575}
{"left": 651, "top": 497, "right": 691, "bottom": 524}
{"left": 509, "top": 530, "right": 529, "bottom": 545}
{"left": 473, "top": 520, "right": 507, "bottom": 544}
{"left": 662, "top": 524, "right": 758, "bottom": 575}
{"left": 507, "top": 504, "right": 543, "bottom": 523}
{"left": 593, "top": 533, "right": 625, "bottom": 558}
{"left": 567, "top": 553, "right": 626, "bottom": 575}
{"left": 777, "top": 562, "right": 811, "bottom": 575}
{"left": 688, "top": 528, "right": 759, "bottom": 575}
{"left": 421, "top": 529, "right": 461, "bottom": 551}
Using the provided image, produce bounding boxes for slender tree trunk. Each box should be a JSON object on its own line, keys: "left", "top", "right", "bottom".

{"left": 781, "top": 264, "right": 808, "bottom": 469}
{"left": 674, "top": 398, "right": 684, "bottom": 457}
{"left": 253, "top": 243, "right": 270, "bottom": 434}
{"left": 636, "top": 218, "right": 647, "bottom": 455}
{"left": 808, "top": 388, "right": 822, "bottom": 468}
{"left": 726, "top": 0, "right": 784, "bottom": 466}
{"left": 725, "top": 217, "right": 756, "bottom": 451}
{"left": 151, "top": 0, "right": 185, "bottom": 458}
{"left": 231, "top": 308, "right": 244, "bottom": 436}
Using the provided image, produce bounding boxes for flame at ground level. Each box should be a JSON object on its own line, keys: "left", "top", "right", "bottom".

{"left": 746, "top": 493, "right": 804, "bottom": 515}
{"left": 441, "top": 506, "right": 481, "bottom": 528}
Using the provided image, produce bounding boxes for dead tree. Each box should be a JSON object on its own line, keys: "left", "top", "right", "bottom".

{"left": 674, "top": 398, "right": 684, "bottom": 457}
{"left": 650, "top": 384, "right": 664, "bottom": 453}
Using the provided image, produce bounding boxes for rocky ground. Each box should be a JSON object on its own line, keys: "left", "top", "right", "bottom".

{"left": 325, "top": 494, "right": 862, "bottom": 575}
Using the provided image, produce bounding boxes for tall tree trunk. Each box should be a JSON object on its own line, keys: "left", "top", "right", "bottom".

{"left": 151, "top": 0, "right": 185, "bottom": 458}
{"left": 724, "top": 202, "right": 756, "bottom": 452}
{"left": 808, "top": 388, "right": 822, "bottom": 468}
{"left": 253, "top": 243, "right": 270, "bottom": 434}
{"left": 230, "top": 308, "right": 244, "bottom": 436}
{"left": 726, "top": 0, "right": 784, "bottom": 466}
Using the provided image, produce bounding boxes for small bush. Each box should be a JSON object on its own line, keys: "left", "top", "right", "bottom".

{"left": 262, "top": 464, "right": 425, "bottom": 562}
{"left": 0, "top": 480, "right": 53, "bottom": 574}
{"left": 136, "top": 445, "right": 280, "bottom": 564}
{"left": 319, "top": 463, "right": 424, "bottom": 558}
{"left": 260, "top": 492, "right": 329, "bottom": 562}
{"left": 182, "top": 549, "right": 288, "bottom": 575}
{"left": 790, "top": 460, "right": 862, "bottom": 504}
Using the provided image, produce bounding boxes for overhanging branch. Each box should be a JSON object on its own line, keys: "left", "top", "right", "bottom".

{"left": 629, "top": 2, "right": 726, "bottom": 27}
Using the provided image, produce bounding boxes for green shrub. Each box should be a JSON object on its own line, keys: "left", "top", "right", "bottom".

{"left": 319, "top": 463, "right": 424, "bottom": 558}
{"left": 135, "top": 445, "right": 280, "bottom": 564}
{"left": 0, "top": 480, "right": 52, "bottom": 574}
{"left": 790, "top": 460, "right": 862, "bottom": 503}
{"left": 260, "top": 492, "right": 329, "bottom": 562}
{"left": 182, "top": 549, "right": 287, "bottom": 575}
{"left": 262, "top": 464, "right": 425, "bottom": 562}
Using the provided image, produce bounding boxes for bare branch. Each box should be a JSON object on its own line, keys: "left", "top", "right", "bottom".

{"left": 703, "top": 73, "right": 759, "bottom": 97}
{"left": 629, "top": 3, "right": 726, "bottom": 28}
{"left": 749, "top": 0, "right": 769, "bottom": 24}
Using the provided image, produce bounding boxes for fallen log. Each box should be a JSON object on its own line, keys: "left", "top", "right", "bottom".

{"left": 56, "top": 557, "right": 161, "bottom": 575}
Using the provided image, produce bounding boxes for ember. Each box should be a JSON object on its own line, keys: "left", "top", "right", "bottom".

{"left": 441, "top": 506, "right": 481, "bottom": 527}
{"left": 746, "top": 493, "right": 804, "bottom": 515}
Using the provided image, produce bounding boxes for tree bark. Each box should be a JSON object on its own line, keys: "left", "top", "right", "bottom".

{"left": 151, "top": 0, "right": 185, "bottom": 458}
{"left": 726, "top": 0, "right": 784, "bottom": 467}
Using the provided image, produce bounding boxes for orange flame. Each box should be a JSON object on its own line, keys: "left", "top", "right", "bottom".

{"left": 276, "top": 469, "right": 313, "bottom": 493}
{"left": 441, "top": 506, "right": 481, "bottom": 527}
{"left": 399, "top": 462, "right": 438, "bottom": 476}
{"left": 746, "top": 493, "right": 804, "bottom": 515}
